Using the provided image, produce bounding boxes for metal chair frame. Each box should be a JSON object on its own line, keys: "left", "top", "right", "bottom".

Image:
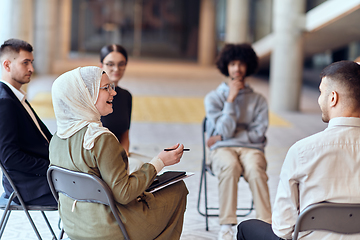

{"left": 197, "top": 117, "right": 254, "bottom": 231}
{"left": 293, "top": 202, "right": 360, "bottom": 240}
{"left": 47, "top": 166, "right": 130, "bottom": 240}
{"left": 0, "top": 161, "right": 58, "bottom": 240}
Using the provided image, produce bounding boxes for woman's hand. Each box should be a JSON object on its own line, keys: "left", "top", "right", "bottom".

{"left": 158, "top": 143, "right": 184, "bottom": 166}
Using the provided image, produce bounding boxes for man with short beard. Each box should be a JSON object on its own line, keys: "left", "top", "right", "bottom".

{"left": 0, "top": 38, "right": 56, "bottom": 206}
{"left": 237, "top": 60, "right": 360, "bottom": 240}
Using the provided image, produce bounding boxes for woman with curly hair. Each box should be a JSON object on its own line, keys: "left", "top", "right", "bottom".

{"left": 204, "top": 43, "right": 272, "bottom": 240}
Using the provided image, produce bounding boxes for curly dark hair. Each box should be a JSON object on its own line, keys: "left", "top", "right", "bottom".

{"left": 216, "top": 43, "right": 258, "bottom": 77}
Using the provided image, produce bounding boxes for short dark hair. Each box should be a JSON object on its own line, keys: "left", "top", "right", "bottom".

{"left": 0, "top": 38, "right": 33, "bottom": 59}
{"left": 320, "top": 60, "right": 360, "bottom": 109}
{"left": 100, "top": 44, "right": 128, "bottom": 63}
{"left": 216, "top": 43, "right": 258, "bottom": 77}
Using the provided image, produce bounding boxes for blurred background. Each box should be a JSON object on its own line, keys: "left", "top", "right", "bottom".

{"left": 1, "top": 0, "right": 360, "bottom": 239}
{"left": 1, "top": 0, "right": 360, "bottom": 112}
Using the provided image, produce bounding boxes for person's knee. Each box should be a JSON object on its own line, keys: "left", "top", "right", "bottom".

{"left": 244, "top": 163, "right": 267, "bottom": 181}
{"left": 237, "top": 221, "right": 245, "bottom": 239}
{"left": 220, "top": 158, "right": 242, "bottom": 175}
{"left": 174, "top": 180, "right": 189, "bottom": 199}
{"left": 236, "top": 220, "right": 252, "bottom": 240}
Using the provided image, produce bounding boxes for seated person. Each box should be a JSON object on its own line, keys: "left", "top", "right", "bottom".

{"left": 237, "top": 60, "right": 360, "bottom": 240}
{"left": 204, "top": 43, "right": 272, "bottom": 240}
{"left": 0, "top": 38, "right": 56, "bottom": 206}
{"left": 99, "top": 44, "right": 131, "bottom": 154}
{"left": 50, "top": 66, "right": 189, "bottom": 240}
{"left": 100, "top": 44, "right": 146, "bottom": 173}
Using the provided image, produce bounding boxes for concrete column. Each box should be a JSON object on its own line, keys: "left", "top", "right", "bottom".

{"left": 133, "top": 0, "right": 143, "bottom": 57}
{"left": 269, "top": 0, "right": 305, "bottom": 112}
{"left": 253, "top": 0, "right": 272, "bottom": 41}
{"left": 0, "top": 0, "right": 34, "bottom": 76}
{"left": 0, "top": 0, "right": 34, "bottom": 44}
{"left": 34, "top": 0, "right": 57, "bottom": 74}
{"left": 198, "top": 0, "right": 216, "bottom": 66}
{"left": 225, "top": 0, "right": 249, "bottom": 43}
{"left": 58, "top": 0, "right": 72, "bottom": 60}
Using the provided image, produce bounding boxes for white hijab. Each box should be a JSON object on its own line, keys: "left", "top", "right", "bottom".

{"left": 52, "top": 66, "right": 116, "bottom": 150}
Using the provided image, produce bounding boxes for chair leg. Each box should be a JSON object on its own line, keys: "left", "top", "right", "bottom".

{"left": 198, "top": 169, "right": 256, "bottom": 231}
{"left": 197, "top": 164, "right": 205, "bottom": 216}
{"left": 197, "top": 161, "right": 211, "bottom": 231}
{"left": 0, "top": 210, "right": 11, "bottom": 238}
{"left": 0, "top": 192, "right": 16, "bottom": 238}
{"left": 58, "top": 228, "right": 65, "bottom": 239}
{"left": 41, "top": 211, "right": 57, "bottom": 240}
{"left": 204, "top": 167, "right": 210, "bottom": 231}
{"left": 58, "top": 217, "right": 62, "bottom": 230}
{"left": 235, "top": 199, "right": 254, "bottom": 217}
{"left": 23, "top": 209, "right": 43, "bottom": 240}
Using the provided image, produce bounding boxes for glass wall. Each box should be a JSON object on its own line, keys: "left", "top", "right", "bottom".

{"left": 70, "top": 0, "right": 200, "bottom": 60}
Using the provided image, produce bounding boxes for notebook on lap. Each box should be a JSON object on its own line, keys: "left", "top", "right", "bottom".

{"left": 146, "top": 171, "right": 194, "bottom": 193}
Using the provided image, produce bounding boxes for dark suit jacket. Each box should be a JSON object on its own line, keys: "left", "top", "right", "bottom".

{"left": 0, "top": 82, "right": 53, "bottom": 203}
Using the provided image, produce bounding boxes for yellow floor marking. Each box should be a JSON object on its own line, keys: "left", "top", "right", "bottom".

{"left": 269, "top": 112, "right": 292, "bottom": 127}
{"left": 30, "top": 93, "right": 55, "bottom": 119}
{"left": 132, "top": 96, "right": 205, "bottom": 123}
{"left": 30, "top": 93, "right": 291, "bottom": 127}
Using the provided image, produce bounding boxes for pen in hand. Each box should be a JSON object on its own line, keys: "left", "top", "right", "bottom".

{"left": 164, "top": 148, "right": 190, "bottom": 152}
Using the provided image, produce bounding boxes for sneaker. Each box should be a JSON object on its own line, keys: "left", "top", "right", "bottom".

{"left": 218, "top": 228, "right": 234, "bottom": 240}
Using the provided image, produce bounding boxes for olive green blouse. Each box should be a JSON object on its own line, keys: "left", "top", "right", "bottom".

{"left": 49, "top": 127, "right": 162, "bottom": 240}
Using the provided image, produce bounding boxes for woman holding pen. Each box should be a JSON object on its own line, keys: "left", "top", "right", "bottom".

{"left": 49, "top": 66, "right": 188, "bottom": 240}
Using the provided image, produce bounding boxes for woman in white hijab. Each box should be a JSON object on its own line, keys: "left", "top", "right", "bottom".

{"left": 50, "top": 66, "right": 188, "bottom": 240}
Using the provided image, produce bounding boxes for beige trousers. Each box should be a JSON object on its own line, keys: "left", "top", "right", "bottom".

{"left": 210, "top": 147, "right": 272, "bottom": 225}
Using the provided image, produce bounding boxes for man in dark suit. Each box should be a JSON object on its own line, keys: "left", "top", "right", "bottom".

{"left": 0, "top": 38, "right": 56, "bottom": 206}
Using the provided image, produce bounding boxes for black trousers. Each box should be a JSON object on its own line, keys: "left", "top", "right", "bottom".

{"left": 237, "top": 219, "right": 285, "bottom": 240}
{"left": 14, "top": 193, "right": 57, "bottom": 206}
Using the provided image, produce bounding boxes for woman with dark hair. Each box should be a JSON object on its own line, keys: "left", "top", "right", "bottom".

{"left": 204, "top": 43, "right": 271, "bottom": 240}
{"left": 100, "top": 44, "right": 146, "bottom": 172}
{"left": 100, "top": 45, "right": 131, "bottom": 154}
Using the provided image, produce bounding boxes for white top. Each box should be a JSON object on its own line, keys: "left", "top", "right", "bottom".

{"left": 0, "top": 79, "right": 48, "bottom": 141}
{"left": 272, "top": 117, "right": 360, "bottom": 240}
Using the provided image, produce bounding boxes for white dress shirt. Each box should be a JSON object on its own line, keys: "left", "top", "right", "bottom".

{"left": 0, "top": 80, "right": 48, "bottom": 142}
{"left": 272, "top": 117, "right": 360, "bottom": 240}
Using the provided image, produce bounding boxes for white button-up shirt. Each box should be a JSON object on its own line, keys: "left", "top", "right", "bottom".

{"left": 272, "top": 117, "right": 360, "bottom": 240}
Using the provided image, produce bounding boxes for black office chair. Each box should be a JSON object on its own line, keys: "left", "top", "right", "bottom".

{"left": 47, "top": 165, "right": 130, "bottom": 240}
{"left": 0, "top": 161, "right": 58, "bottom": 240}
{"left": 197, "top": 117, "right": 254, "bottom": 231}
{"left": 292, "top": 202, "right": 360, "bottom": 240}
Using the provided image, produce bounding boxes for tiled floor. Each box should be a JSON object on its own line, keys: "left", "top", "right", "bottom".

{"left": 0, "top": 59, "right": 326, "bottom": 239}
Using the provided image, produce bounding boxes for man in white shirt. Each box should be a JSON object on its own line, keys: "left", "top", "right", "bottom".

{"left": 0, "top": 38, "right": 56, "bottom": 205}
{"left": 237, "top": 60, "right": 360, "bottom": 240}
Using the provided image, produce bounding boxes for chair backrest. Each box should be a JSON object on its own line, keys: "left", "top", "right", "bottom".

{"left": 292, "top": 202, "right": 360, "bottom": 240}
{"left": 202, "top": 117, "right": 217, "bottom": 175}
{"left": 47, "top": 166, "right": 130, "bottom": 240}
